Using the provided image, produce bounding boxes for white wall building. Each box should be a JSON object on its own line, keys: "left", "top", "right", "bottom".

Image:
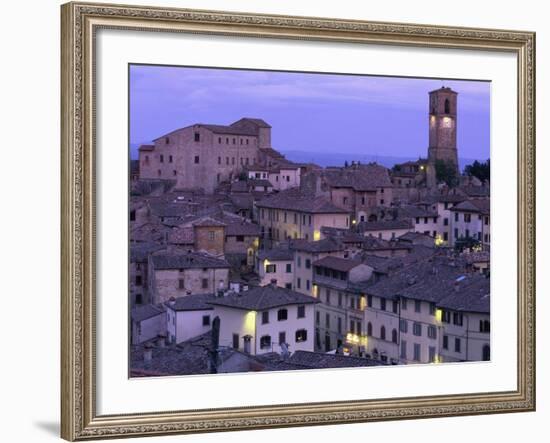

{"left": 208, "top": 284, "right": 319, "bottom": 355}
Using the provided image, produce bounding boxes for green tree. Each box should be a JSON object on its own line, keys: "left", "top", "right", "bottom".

{"left": 464, "top": 159, "right": 490, "bottom": 182}
{"left": 435, "top": 160, "right": 458, "bottom": 187}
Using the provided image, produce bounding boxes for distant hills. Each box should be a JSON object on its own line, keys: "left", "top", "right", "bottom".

{"left": 280, "top": 150, "right": 479, "bottom": 172}
{"left": 129, "top": 143, "right": 481, "bottom": 172}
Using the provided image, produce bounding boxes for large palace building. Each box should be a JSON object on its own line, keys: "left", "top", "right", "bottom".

{"left": 138, "top": 118, "right": 273, "bottom": 193}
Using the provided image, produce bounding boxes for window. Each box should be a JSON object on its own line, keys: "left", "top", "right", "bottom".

{"left": 464, "top": 213, "right": 472, "bottom": 223}
{"left": 169, "top": 155, "right": 173, "bottom": 163}
{"left": 380, "top": 298, "right": 386, "bottom": 311}
{"left": 400, "top": 340, "right": 407, "bottom": 359}
{"left": 350, "top": 297, "right": 355, "bottom": 309}
{"left": 380, "top": 326, "right": 386, "bottom": 340}
{"left": 442, "top": 310, "right": 451, "bottom": 323}
{"left": 413, "top": 343, "right": 421, "bottom": 361}
{"left": 232, "top": 138, "right": 236, "bottom": 145}
{"left": 424, "top": 217, "right": 428, "bottom": 224}
{"left": 454, "top": 212, "right": 459, "bottom": 222}
{"left": 295, "top": 329, "right": 308, "bottom": 342}
{"left": 392, "top": 329, "right": 398, "bottom": 343}
{"left": 306, "top": 280, "right": 310, "bottom": 290}
{"left": 399, "top": 319, "right": 408, "bottom": 333}
{"left": 367, "top": 294, "right": 373, "bottom": 308}
{"left": 285, "top": 283, "right": 292, "bottom": 290}
{"left": 232, "top": 334, "right": 239, "bottom": 349}
{"left": 455, "top": 337, "right": 462, "bottom": 353}
{"left": 482, "top": 344, "right": 490, "bottom": 361}
{"left": 165, "top": 137, "right": 170, "bottom": 144}
{"left": 444, "top": 98, "right": 450, "bottom": 114}
{"left": 135, "top": 294, "right": 142, "bottom": 304}
{"left": 286, "top": 263, "right": 292, "bottom": 273}
{"left": 201, "top": 278, "right": 208, "bottom": 289}
{"left": 262, "top": 311, "right": 269, "bottom": 324}
{"left": 443, "top": 335, "right": 449, "bottom": 349}
{"left": 297, "top": 305, "right": 305, "bottom": 318}
{"left": 453, "top": 312, "right": 463, "bottom": 326}
{"left": 316, "top": 311, "right": 320, "bottom": 325}
{"left": 305, "top": 259, "right": 311, "bottom": 269}
{"left": 325, "top": 313, "right": 330, "bottom": 328}
{"left": 350, "top": 320, "right": 355, "bottom": 334}
{"left": 479, "top": 319, "right": 491, "bottom": 333}
{"left": 454, "top": 228, "right": 459, "bottom": 239}
{"left": 266, "top": 264, "right": 277, "bottom": 273}
{"left": 159, "top": 154, "right": 164, "bottom": 163}
{"left": 338, "top": 293, "right": 343, "bottom": 307}
{"left": 367, "top": 322, "right": 373, "bottom": 336}
{"left": 236, "top": 235, "right": 244, "bottom": 242}
{"left": 194, "top": 132, "right": 200, "bottom": 142}
{"left": 194, "top": 155, "right": 200, "bottom": 164}
{"left": 415, "top": 217, "right": 420, "bottom": 224}
{"left": 297, "top": 278, "right": 301, "bottom": 289}
{"left": 135, "top": 275, "right": 142, "bottom": 286}
{"left": 413, "top": 322, "right": 422, "bottom": 336}
{"left": 429, "top": 303, "right": 436, "bottom": 316}
{"left": 337, "top": 317, "right": 342, "bottom": 334}
{"left": 444, "top": 232, "right": 449, "bottom": 241}
{"left": 208, "top": 231, "right": 215, "bottom": 240}
{"left": 444, "top": 218, "right": 449, "bottom": 226}
{"left": 260, "top": 335, "right": 272, "bottom": 349}
{"left": 178, "top": 278, "right": 184, "bottom": 290}
{"left": 414, "top": 300, "right": 421, "bottom": 313}
{"left": 278, "top": 309, "right": 288, "bottom": 321}
{"left": 428, "top": 325, "right": 437, "bottom": 339}
{"left": 392, "top": 300, "right": 399, "bottom": 313}
{"left": 202, "top": 315, "right": 210, "bottom": 326}
{"left": 429, "top": 346, "right": 437, "bottom": 363}
{"left": 279, "top": 332, "right": 286, "bottom": 346}
{"left": 401, "top": 298, "right": 407, "bottom": 310}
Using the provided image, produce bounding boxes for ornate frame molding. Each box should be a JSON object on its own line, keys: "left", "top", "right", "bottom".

{"left": 61, "top": 2, "right": 535, "bottom": 440}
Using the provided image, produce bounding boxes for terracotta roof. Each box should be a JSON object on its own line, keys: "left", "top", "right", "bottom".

{"left": 257, "top": 247, "right": 294, "bottom": 261}
{"left": 151, "top": 251, "right": 230, "bottom": 270}
{"left": 256, "top": 191, "right": 348, "bottom": 214}
{"left": 287, "top": 350, "right": 383, "bottom": 368}
{"left": 450, "top": 198, "right": 490, "bottom": 215}
{"left": 165, "top": 293, "right": 216, "bottom": 311}
{"left": 207, "top": 285, "right": 319, "bottom": 311}
{"left": 131, "top": 304, "right": 165, "bottom": 322}
{"left": 357, "top": 219, "right": 413, "bottom": 232}
{"left": 313, "top": 256, "right": 363, "bottom": 272}
{"left": 322, "top": 164, "right": 392, "bottom": 191}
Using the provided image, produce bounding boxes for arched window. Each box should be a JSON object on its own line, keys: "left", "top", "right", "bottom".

{"left": 367, "top": 322, "right": 373, "bottom": 336}
{"left": 444, "top": 98, "right": 450, "bottom": 114}
{"left": 380, "top": 326, "right": 386, "bottom": 340}
{"left": 260, "top": 335, "right": 271, "bottom": 349}
{"left": 392, "top": 329, "right": 398, "bottom": 343}
{"left": 482, "top": 344, "right": 490, "bottom": 361}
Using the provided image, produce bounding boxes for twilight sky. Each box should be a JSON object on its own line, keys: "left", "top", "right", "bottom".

{"left": 129, "top": 64, "right": 490, "bottom": 162}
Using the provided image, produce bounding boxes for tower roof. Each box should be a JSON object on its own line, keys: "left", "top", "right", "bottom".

{"left": 429, "top": 86, "right": 458, "bottom": 95}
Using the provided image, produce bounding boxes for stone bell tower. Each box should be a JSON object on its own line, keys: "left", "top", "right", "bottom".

{"left": 426, "top": 87, "right": 459, "bottom": 187}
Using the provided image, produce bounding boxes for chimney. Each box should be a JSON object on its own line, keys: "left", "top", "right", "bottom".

{"left": 143, "top": 343, "right": 153, "bottom": 363}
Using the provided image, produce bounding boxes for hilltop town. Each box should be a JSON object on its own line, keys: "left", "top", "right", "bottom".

{"left": 130, "top": 87, "right": 490, "bottom": 376}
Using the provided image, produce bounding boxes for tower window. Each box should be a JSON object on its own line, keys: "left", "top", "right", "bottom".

{"left": 194, "top": 132, "right": 200, "bottom": 142}
{"left": 444, "top": 98, "right": 450, "bottom": 114}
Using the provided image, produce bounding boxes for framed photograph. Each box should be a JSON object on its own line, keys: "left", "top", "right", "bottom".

{"left": 61, "top": 1, "right": 536, "bottom": 440}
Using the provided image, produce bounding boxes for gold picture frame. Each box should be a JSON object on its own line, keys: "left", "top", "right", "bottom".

{"left": 61, "top": 1, "right": 536, "bottom": 440}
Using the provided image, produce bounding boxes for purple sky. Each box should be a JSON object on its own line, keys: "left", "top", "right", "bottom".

{"left": 129, "top": 64, "right": 490, "bottom": 162}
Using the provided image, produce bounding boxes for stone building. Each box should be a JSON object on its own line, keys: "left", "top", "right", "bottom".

{"left": 426, "top": 87, "right": 460, "bottom": 187}
{"left": 450, "top": 198, "right": 490, "bottom": 250}
{"left": 139, "top": 118, "right": 272, "bottom": 193}
{"left": 301, "top": 163, "right": 393, "bottom": 222}
{"left": 148, "top": 250, "right": 230, "bottom": 304}
{"left": 256, "top": 191, "right": 350, "bottom": 246}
